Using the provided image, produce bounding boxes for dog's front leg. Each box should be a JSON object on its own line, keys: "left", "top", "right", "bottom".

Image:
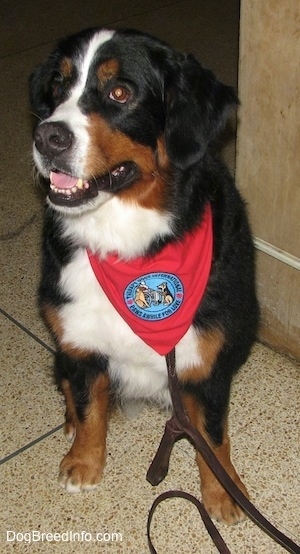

{"left": 182, "top": 389, "right": 248, "bottom": 525}
{"left": 55, "top": 352, "right": 110, "bottom": 493}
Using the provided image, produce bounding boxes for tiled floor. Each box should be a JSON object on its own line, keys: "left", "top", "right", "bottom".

{"left": 0, "top": 1, "right": 299, "bottom": 552}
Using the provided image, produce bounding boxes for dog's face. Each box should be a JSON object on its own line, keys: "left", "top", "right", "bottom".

{"left": 30, "top": 28, "right": 236, "bottom": 215}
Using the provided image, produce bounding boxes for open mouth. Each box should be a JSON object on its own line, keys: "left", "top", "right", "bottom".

{"left": 49, "top": 162, "right": 139, "bottom": 207}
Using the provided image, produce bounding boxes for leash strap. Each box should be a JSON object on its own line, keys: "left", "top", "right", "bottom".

{"left": 147, "top": 490, "right": 230, "bottom": 554}
{"left": 146, "top": 349, "right": 300, "bottom": 554}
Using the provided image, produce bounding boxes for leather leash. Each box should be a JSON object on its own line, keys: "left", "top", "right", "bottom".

{"left": 146, "top": 348, "right": 300, "bottom": 554}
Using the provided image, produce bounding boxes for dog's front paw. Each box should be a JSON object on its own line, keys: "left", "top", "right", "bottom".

{"left": 58, "top": 449, "right": 105, "bottom": 493}
{"left": 202, "top": 474, "right": 249, "bottom": 525}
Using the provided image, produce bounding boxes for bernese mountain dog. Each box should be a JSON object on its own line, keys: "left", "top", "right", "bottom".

{"left": 30, "top": 28, "right": 259, "bottom": 524}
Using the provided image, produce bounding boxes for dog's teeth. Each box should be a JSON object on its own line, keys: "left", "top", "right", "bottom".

{"left": 112, "top": 165, "right": 125, "bottom": 177}
{"left": 49, "top": 176, "right": 89, "bottom": 195}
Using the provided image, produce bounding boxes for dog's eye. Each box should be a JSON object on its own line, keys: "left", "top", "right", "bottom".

{"left": 109, "top": 86, "right": 130, "bottom": 104}
{"left": 53, "top": 83, "right": 64, "bottom": 99}
{"left": 51, "top": 77, "right": 65, "bottom": 100}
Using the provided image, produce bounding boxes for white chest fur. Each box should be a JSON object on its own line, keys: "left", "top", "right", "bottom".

{"left": 58, "top": 249, "right": 202, "bottom": 403}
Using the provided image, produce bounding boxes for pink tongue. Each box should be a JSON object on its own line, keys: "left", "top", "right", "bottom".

{"left": 50, "top": 171, "right": 79, "bottom": 189}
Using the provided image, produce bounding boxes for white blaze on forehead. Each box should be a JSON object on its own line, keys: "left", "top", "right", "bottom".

{"left": 75, "top": 29, "right": 115, "bottom": 96}
{"left": 39, "top": 29, "right": 115, "bottom": 177}
{"left": 49, "top": 29, "right": 115, "bottom": 116}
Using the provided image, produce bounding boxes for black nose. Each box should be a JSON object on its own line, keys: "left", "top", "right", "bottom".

{"left": 34, "top": 122, "right": 73, "bottom": 157}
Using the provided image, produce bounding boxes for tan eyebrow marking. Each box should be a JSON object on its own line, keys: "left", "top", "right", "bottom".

{"left": 97, "top": 59, "right": 120, "bottom": 86}
{"left": 60, "top": 57, "right": 73, "bottom": 79}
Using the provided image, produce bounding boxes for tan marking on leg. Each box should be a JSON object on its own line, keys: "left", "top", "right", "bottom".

{"left": 41, "top": 303, "right": 63, "bottom": 339}
{"left": 59, "top": 372, "right": 110, "bottom": 493}
{"left": 41, "top": 304, "right": 88, "bottom": 359}
{"left": 61, "top": 379, "right": 77, "bottom": 443}
{"left": 182, "top": 392, "right": 248, "bottom": 524}
{"left": 180, "top": 328, "right": 225, "bottom": 383}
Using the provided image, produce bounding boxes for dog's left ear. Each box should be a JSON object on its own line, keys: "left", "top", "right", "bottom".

{"left": 164, "top": 54, "right": 238, "bottom": 170}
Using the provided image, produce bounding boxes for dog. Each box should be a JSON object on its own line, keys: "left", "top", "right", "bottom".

{"left": 30, "top": 28, "right": 259, "bottom": 524}
{"left": 134, "top": 282, "right": 151, "bottom": 309}
{"left": 157, "top": 282, "right": 174, "bottom": 305}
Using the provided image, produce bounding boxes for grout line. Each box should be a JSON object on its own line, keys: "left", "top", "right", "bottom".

{"left": 0, "top": 212, "right": 38, "bottom": 241}
{"left": 101, "top": 0, "right": 184, "bottom": 28}
{"left": 0, "top": 307, "right": 56, "bottom": 355}
{"left": 0, "top": 424, "right": 64, "bottom": 466}
{"left": 0, "top": 0, "right": 183, "bottom": 60}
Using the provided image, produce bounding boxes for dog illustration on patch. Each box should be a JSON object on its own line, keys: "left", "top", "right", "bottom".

{"left": 134, "top": 281, "right": 151, "bottom": 309}
{"left": 134, "top": 279, "right": 175, "bottom": 309}
{"left": 157, "top": 282, "right": 174, "bottom": 305}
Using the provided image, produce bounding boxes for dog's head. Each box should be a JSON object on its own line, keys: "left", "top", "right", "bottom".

{"left": 30, "top": 28, "right": 237, "bottom": 215}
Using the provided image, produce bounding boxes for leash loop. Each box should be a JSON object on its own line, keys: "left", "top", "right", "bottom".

{"left": 147, "top": 490, "right": 231, "bottom": 554}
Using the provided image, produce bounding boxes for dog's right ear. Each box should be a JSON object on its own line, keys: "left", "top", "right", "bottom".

{"left": 164, "top": 54, "right": 238, "bottom": 170}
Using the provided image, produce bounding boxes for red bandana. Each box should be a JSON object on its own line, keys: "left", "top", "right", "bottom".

{"left": 88, "top": 204, "right": 213, "bottom": 355}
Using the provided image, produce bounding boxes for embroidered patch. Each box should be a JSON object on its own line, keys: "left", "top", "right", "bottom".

{"left": 124, "top": 272, "right": 184, "bottom": 321}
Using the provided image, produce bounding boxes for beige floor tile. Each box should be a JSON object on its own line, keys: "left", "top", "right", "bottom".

{"left": 0, "top": 315, "right": 61, "bottom": 460}
{"left": 0, "top": 0, "right": 239, "bottom": 83}
{"left": 0, "top": 207, "right": 52, "bottom": 347}
{"left": 0, "top": 409, "right": 203, "bottom": 553}
{"left": 112, "top": 0, "right": 239, "bottom": 85}
{"left": 223, "top": 344, "right": 300, "bottom": 552}
{"left": 0, "top": 0, "right": 174, "bottom": 58}
{"left": 0, "top": 47, "right": 54, "bottom": 346}
{"left": 1, "top": 343, "right": 299, "bottom": 553}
